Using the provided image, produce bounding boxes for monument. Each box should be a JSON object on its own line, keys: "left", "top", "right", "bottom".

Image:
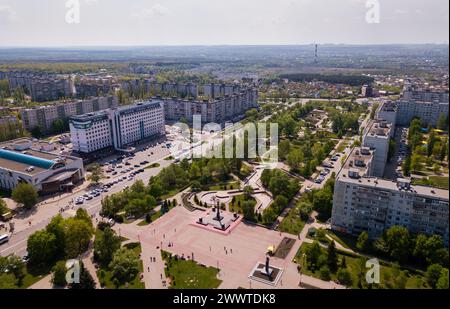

{"left": 195, "top": 206, "right": 240, "bottom": 232}
{"left": 249, "top": 255, "right": 283, "bottom": 286}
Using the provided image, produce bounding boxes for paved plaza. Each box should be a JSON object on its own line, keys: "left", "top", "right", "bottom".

{"left": 116, "top": 206, "right": 344, "bottom": 289}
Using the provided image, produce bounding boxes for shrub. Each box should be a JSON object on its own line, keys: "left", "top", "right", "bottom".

{"left": 319, "top": 265, "right": 331, "bottom": 281}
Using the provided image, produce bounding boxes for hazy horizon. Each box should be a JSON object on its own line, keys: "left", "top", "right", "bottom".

{"left": 0, "top": 0, "right": 448, "bottom": 47}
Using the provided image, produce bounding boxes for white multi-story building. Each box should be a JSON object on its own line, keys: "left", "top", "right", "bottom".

{"left": 362, "top": 120, "right": 392, "bottom": 178}
{"left": 396, "top": 100, "right": 449, "bottom": 127}
{"left": 331, "top": 147, "right": 449, "bottom": 245}
{"left": 376, "top": 100, "right": 397, "bottom": 133}
{"left": 109, "top": 101, "right": 165, "bottom": 150}
{"left": 70, "top": 100, "right": 165, "bottom": 154}
{"left": 70, "top": 113, "right": 112, "bottom": 154}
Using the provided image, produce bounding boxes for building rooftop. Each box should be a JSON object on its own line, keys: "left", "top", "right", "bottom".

{"left": 342, "top": 147, "right": 373, "bottom": 178}
{"left": 366, "top": 119, "right": 391, "bottom": 138}
{"left": 338, "top": 148, "right": 449, "bottom": 200}
{"left": 0, "top": 138, "right": 79, "bottom": 176}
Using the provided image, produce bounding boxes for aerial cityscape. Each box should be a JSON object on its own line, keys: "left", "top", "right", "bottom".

{"left": 0, "top": 0, "right": 448, "bottom": 303}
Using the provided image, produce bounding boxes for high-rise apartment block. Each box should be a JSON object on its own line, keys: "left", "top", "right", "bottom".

{"left": 163, "top": 88, "right": 258, "bottom": 124}
{"left": 331, "top": 147, "right": 449, "bottom": 245}
{"left": 20, "top": 96, "right": 118, "bottom": 133}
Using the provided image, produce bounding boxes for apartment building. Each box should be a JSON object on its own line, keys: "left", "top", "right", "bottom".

{"left": 120, "top": 79, "right": 199, "bottom": 99}
{"left": 163, "top": 88, "right": 258, "bottom": 124}
{"left": 75, "top": 77, "right": 117, "bottom": 98}
{"left": 331, "top": 147, "right": 449, "bottom": 245}
{"left": 5, "top": 72, "right": 76, "bottom": 102}
{"left": 376, "top": 100, "right": 397, "bottom": 131}
{"left": 396, "top": 100, "right": 449, "bottom": 127}
{"left": 362, "top": 120, "right": 392, "bottom": 178}
{"left": 70, "top": 100, "right": 165, "bottom": 154}
{"left": 20, "top": 95, "right": 118, "bottom": 133}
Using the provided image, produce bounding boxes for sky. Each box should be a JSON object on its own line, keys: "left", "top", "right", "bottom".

{"left": 0, "top": 0, "right": 448, "bottom": 47}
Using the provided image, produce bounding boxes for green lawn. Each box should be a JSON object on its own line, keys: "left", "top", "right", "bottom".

{"left": 412, "top": 176, "right": 449, "bottom": 190}
{"left": 294, "top": 243, "right": 428, "bottom": 289}
{"left": 207, "top": 181, "right": 240, "bottom": 191}
{"left": 229, "top": 194, "right": 256, "bottom": 214}
{"left": 325, "top": 230, "right": 357, "bottom": 251}
{"left": 97, "top": 242, "right": 145, "bottom": 289}
{"left": 161, "top": 251, "right": 222, "bottom": 289}
{"left": 20, "top": 264, "right": 53, "bottom": 289}
{"left": 428, "top": 176, "right": 449, "bottom": 189}
{"left": 145, "top": 163, "right": 161, "bottom": 169}
{"left": 278, "top": 210, "right": 306, "bottom": 235}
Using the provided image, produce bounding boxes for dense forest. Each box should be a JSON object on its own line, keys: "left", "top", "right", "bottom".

{"left": 278, "top": 73, "right": 374, "bottom": 86}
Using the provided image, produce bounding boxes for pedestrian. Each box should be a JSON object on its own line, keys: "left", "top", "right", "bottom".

{"left": 160, "top": 273, "right": 163, "bottom": 279}
{"left": 230, "top": 248, "right": 233, "bottom": 254}
{"left": 148, "top": 267, "right": 150, "bottom": 272}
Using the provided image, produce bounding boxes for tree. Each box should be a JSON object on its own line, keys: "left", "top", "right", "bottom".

{"left": 191, "top": 180, "right": 202, "bottom": 192}
{"left": 319, "top": 265, "right": 331, "bottom": 281}
{"left": 410, "top": 152, "right": 422, "bottom": 173}
{"left": 327, "top": 241, "right": 338, "bottom": 272}
{"left": 312, "top": 188, "right": 333, "bottom": 219}
{"left": 27, "top": 230, "right": 58, "bottom": 266}
{"left": 337, "top": 268, "right": 353, "bottom": 286}
{"left": 278, "top": 140, "right": 291, "bottom": 160}
{"left": 242, "top": 200, "right": 256, "bottom": 221}
{"left": 423, "top": 235, "right": 448, "bottom": 267}
{"left": 0, "top": 198, "right": 8, "bottom": 214}
{"left": 0, "top": 255, "right": 26, "bottom": 286}
{"left": 384, "top": 226, "right": 410, "bottom": 263}
{"left": 87, "top": 164, "right": 103, "bottom": 184}
{"left": 437, "top": 113, "right": 448, "bottom": 131}
{"left": 305, "top": 241, "right": 323, "bottom": 271}
{"left": 413, "top": 234, "right": 428, "bottom": 266}
{"left": 287, "top": 149, "right": 304, "bottom": 170}
{"left": 64, "top": 218, "right": 94, "bottom": 258}
{"left": 402, "top": 155, "right": 411, "bottom": 176}
{"left": 69, "top": 264, "right": 96, "bottom": 289}
{"left": 94, "top": 227, "right": 121, "bottom": 266}
{"left": 436, "top": 268, "right": 449, "bottom": 289}
{"left": 0, "top": 273, "right": 18, "bottom": 289}
{"left": 46, "top": 215, "right": 66, "bottom": 259}
{"left": 426, "top": 264, "right": 443, "bottom": 289}
{"left": 109, "top": 248, "right": 140, "bottom": 284}
{"left": 243, "top": 186, "right": 254, "bottom": 200}
{"left": 52, "top": 261, "right": 68, "bottom": 287}
{"left": 12, "top": 183, "right": 38, "bottom": 209}
{"left": 356, "top": 231, "right": 370, "bottom": 252}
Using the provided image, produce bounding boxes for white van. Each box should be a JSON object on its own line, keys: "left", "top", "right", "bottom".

{"left": 0, "top": 234, "right": 9, "bottom": 245}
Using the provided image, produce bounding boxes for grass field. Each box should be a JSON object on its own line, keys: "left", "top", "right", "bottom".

{"left": 161, "top": 251, "right": 222, "bottom": 289}
{"left": 413, "top": 176, "right": 449, "bottom": 190}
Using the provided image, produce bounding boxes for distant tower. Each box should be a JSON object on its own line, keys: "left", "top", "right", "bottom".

{"left": 314, "top": 44, "right": 318, "bottom": 63}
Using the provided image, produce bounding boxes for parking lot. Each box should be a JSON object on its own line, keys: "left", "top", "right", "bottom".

{"left": 384, "top": 126, "right": 409, "bottom": 180}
